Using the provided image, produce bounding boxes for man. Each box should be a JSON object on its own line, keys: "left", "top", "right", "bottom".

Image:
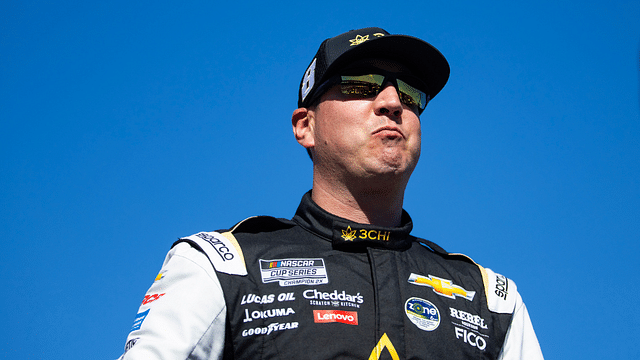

{"left": 117, "top": 27, "right": 543, "bottom": 359}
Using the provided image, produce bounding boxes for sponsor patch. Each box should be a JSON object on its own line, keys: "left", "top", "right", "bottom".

{"left": 449, "top": 307, "right": 488, "bottom": 331}
{"left": 455, "top": 326, "right": 488, "bottom": 351}
{"left": 484, "top": 268, "right": 517, "bottom": 314}
{"left": 241, "top": 322, "right": 299, "bottom": 337}
{"left": 154, "top": 270, "right": 166, "bottom": 281}
{"left": 408, "top": 273, "right": 476, "bottom": 301}
{"left": 405, "top": 297, "right": 440, "bottom": 331}
{"left": 124, "top": 337, "right": 139, "bottom": 353}
{"left": 494, "top": 273, "right": 508, "bottom": 299}
{"left": 303, "top": 289, "right": 364, "bottom": 308}
{"left": 243, "top": 307, "right": 295, "bottom": 323}
{"left": 131, "top": 309, "right": 150, "bottom": 331}
{"left": 340, "top": 226, "right": 391, "bottom": 242}
{"left": 259, "top": 258, "right": 328, "bottom": 286}
{"left": 182, "top": 231, "right": 247, "bottom": 276}
{"left": 240, "top": 292, "right": 296, "bottom": 305}
{"left": 313, "top": 310, "right": 358, "bottom": 325}
{"left": 370, "top": 333, "right": 399, "bottom": 360}
{"left": 142, "top": 293, "right": 165, "bottom": 305}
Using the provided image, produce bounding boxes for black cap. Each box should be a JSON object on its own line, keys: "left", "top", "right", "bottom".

{"left": 298, "top": 27, "right": 450, "bottom": 108}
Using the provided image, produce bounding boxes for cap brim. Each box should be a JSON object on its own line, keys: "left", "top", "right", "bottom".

{"left": 323, "top": 35, "right": 450, "bottom": 100}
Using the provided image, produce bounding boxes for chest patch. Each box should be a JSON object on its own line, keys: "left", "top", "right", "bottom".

{"left": 258, "top": 258, "right": 329, "bottom": 286}
{"left": 405, "top": 297, "right": 441, "bottom": 331}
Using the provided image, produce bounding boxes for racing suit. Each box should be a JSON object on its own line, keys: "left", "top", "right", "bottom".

{"left": 118, "top": 191, "right": 543, "bottom": 359}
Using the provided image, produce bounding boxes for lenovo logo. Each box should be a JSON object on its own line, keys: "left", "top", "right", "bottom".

{"left": 313, "top": 310, "right": 358, "bottom": 325}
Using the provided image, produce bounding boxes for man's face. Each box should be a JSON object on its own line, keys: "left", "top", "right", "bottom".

{"left": 308, "top": 59, "right": 422, "bottom": 186}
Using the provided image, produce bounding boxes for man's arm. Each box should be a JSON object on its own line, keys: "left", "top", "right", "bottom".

{"left": 117, "top": 242, "right": 226, "bottom": 360}
{"left": 497, "top": 292, "right": 544, "bottom": 360}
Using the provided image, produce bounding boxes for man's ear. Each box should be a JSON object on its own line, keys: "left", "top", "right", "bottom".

{"left": 292, "top": 107, "right": 315, "bottom": 149}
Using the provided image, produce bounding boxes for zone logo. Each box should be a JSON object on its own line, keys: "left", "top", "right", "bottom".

{"left": 313, "top": 310, "right": 358, "bottom": 325}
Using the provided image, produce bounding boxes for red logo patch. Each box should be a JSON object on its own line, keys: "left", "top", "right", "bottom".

{"left": 142, "top": 293, "right": 165, "bottom": 305}
{"left": 313, "top": 310, "right": 358, "bottom": 325}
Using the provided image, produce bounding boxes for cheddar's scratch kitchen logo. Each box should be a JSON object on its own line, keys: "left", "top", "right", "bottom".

{"left": 408, "top": 273, "right": 476, "bottom": 301}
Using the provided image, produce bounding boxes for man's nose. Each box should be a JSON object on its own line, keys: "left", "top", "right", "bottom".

{"left": 373, "top": 83, "right": 403, "bottom": 118}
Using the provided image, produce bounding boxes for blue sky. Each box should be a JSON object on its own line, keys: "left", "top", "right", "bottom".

{"left": 1, "top": 1, "right": 639, "bottom": 359}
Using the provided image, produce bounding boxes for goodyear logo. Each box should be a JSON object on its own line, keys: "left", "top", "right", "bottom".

{"left": 408, "top": 273, "right": 476, "bottom": 301}
{"left": 340, "top": 226, "right": 390, "bottom": 242}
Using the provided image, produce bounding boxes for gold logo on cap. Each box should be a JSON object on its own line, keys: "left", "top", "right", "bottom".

{"left": 373, "top": 33, "right": 385, "bottom": 37}
{"left": 349, "top": 34, "right": 370, "bottom": 46}
{"left": 341, "top": 226, "right": 357, "bottom": 241}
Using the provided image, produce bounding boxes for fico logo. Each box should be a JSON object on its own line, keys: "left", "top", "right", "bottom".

{"left": 313, "top": 310, "right": 358, "bottom": 325}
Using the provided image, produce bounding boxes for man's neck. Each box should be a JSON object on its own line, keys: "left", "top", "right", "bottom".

{"left": 310, "top": 178, "right": 406, "bottom": 227}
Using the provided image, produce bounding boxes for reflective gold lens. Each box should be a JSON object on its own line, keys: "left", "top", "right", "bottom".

{"left": 340, "top": 74, "right": 427, "bottom": 110}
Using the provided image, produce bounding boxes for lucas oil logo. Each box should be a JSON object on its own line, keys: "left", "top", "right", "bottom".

{"left": 259, "top": 258, "right": 328, "bottom": 287}
{"left": 408, "top": 273, "right": 476, "bottom": 301}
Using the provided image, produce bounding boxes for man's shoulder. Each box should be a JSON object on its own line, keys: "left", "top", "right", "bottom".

{"left": 221, "top": 215, "right": 297, "bottom": 235}
{"left": 409, "top": 237, "right": 520, "bottom": 314}
{"left": 171, "top": 216, "right": 297, "bottom": 276}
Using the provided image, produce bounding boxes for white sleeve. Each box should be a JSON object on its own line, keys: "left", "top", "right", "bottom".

{"left": 497, "top": 292, "right": 544, "bottom": 360}
{"left": 117, "top": 242, "right": 227, "bottom": 360}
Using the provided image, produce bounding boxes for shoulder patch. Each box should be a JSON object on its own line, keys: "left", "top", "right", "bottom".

{"left": 180, "top": 231, "right": 247, "bottom": 276}
{"left": 481, "top": 267, "right": 517, "bottom": 314}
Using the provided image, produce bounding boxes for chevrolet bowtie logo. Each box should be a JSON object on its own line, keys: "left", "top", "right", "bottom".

{"left": 408, "top": 273, "right": 476, "bottom": 301}
{"left": 341, "top": 226, "right": 357, "bottom": 241}
{"left": 349, "top": 34, "right": 370, "bottom": 46}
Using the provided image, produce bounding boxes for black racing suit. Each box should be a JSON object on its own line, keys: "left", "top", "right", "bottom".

{"left": 117, "top": 191, "right": 543, "bottom": 359}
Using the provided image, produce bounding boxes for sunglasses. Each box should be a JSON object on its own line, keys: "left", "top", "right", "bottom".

{"left": 308, "top": 70, "right": 430, "bottom": 113}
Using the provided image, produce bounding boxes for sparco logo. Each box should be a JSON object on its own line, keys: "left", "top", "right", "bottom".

{"left": 495, "top": 274, "right": 508, "bottom": 300}
{"left": 196, "top": 233, "right": 234, "bottom": 261}
{"left": 313, "top": 310, "right": 358, "bottom": 325}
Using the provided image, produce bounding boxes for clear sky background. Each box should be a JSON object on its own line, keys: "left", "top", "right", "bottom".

{"left": 1, "top": 1, "right": 639, "bottom": 359}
